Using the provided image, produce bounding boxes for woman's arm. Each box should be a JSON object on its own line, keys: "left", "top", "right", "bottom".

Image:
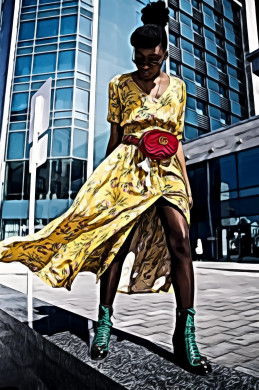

{"left": 176, "top": 141, "right": 193, "bottom": 208}
{"left": 105, "top": 123, "right": 123, "bottom": 158}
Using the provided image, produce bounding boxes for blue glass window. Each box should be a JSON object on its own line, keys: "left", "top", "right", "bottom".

{"left": 181, "top": 38, "right": 193, "bottom": 53}
{"left": 15, "top": 56, "right": 32, "bottom": 76}
{"left": 228, "top": 65, "right": 237, "bottom": 77}
{"left": 180, "top": 0, "right": 192, "bottom": 14}
{"left": 180, "top": 13, "right": 192, "bottom": 27}
{"left": 195, "top": 73, "right": 204, "bottom": 86}
{"left": 231, "top": 101, "right": 241, "bottom": 116}
{"left": 186, "top": 96, "right": 196, "bottom": 110}
{"left": 196, "top": 101, "right": 205, "bottom": 115}
{"left": 182, "top": 51, "right": 195, "bottom": 67}
{"left": 180, "top": 23, "right": 194, "bottom": 40}
{"left": 217, "top": 59, "right": 224, "bottom": 72}
{"left": 203, "top": 4, "right": 213, "bottom": 16}
{"left": 214, "top": 13, "right": 222, "bottom": 25}
{"left": 206, "top": 53, "right": 216, "bottom": 66}
{"left": 75, "top": 88, "right": 89, "bottom": 113}
{"left": 169, "top": 7, "right": 176, "bottom": 19}
{"left": 79, "top": 15, "right": 92, "bottom": 38}
{"left": 238, "top": 148, "right": 259, "bottom": 189}
{"left": 61, "top": 15, "right": 77, "bottom": 35}
{"left": 205, "top": 37, "right": 217, "bottom": 55}
{"left": 33, "top": 53, "right": 56, "bottom": 73}
{"left": 229, "top": 90, "right": 239, "bottom": 103}
{"left": 73, "top": 129, "right": 88, "bottom": 158}
{"left": 36, "top": 18, "right": 59, "bottom": 38}
{"left": 208, "top": 79, "right": 218, "bottom": 92}
{"left": 11, "top": 92, "right": 28, "bottom": 114}
{"left": 215, "top": 36, "right": 223, "bottom": 48}
{"left": 7, "top": 132, "right": 25, "bottom": 159}
{"left": 220, "top": 111, "right": 227, "bottom": 124}
{"left": 193, "top": 22, "right": 201, "bottom": 34}
{"left": 208, "top": 90, "right": 220, "bottom": 106}
{"left": 170, "top": 60, "right": 178, "bottom": 75}
{"left": 229, "top": 76, "right": 239, "bottom": 91}
{"left": 77, "top": 50, "right": 91, "bottom": 74}
{"left": 52, "top": 128, "right": 71, "bottom": 157}
{"left": 183, "top": 78, "right": 196, "bottom": 96}
{"left": 19, "top": 21, "right": 35, "bottom": 40}
{"left": 207, "top": 64, "right": 219, "bottom": 80}
{"left": 169, "top": 33, "right": 177, "bottom": 45}
{"left": 22, "top": 0, "right": 36, "bottom": 5}
{"left": 194, "top": 47, "right": 202, "bottom": 59}
{"left": 55, "top": 88, "right": 73, "bottom": 110}
{"left": 204, "top": 14, "right": 215, "bottom": 29}
{"left": 209, "top": 105, "right": 220, "bottom": 119}
{"left": 191, "top": 0, "right": 199, "bottom": 10}
{"left": 58, "top": 50, "right": 75, "bottom": 71}
{"left": 182, "top": 66, "right": 194, "bottom": 81}
{"left": 219, "top": 85, "right": 227, "bottom": 98}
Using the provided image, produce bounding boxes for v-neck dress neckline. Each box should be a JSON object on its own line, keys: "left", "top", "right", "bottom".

{"left": 130, "top": 72, "right": 171, "bottom": 102}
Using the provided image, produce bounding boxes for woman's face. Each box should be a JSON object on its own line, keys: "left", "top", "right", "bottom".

{"left": 133, "top": 44, "right": 168, "bottom": 79}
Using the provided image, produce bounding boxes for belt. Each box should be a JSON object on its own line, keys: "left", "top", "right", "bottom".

{"left": 122, "top": 134, "right": 152, "bottom": 187}
{"left": 122, "top": 134, "right": 140, "bottom": 146}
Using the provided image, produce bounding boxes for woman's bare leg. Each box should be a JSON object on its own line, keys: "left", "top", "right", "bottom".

{"left": 155, "top": 197, "right": 194, "bottom": 310}
{"left": 100, "top": 223, "right": 137, "bottom": 307}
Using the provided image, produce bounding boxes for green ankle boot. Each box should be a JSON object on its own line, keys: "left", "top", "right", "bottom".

{"left": 90, "top": 304, "right": 113, "bottom": 360}
{"left": 172, "top": 307, "right": 212, "bottom": 375}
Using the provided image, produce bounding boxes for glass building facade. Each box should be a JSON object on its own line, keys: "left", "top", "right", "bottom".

{"left": 167, "top": 0, "right": 251, "bottom": 140}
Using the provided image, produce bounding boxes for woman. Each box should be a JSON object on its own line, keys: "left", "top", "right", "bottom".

{"left": 0, "top": 1, "right": 211, "bottom": 376}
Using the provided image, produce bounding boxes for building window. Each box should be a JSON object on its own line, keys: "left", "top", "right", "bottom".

{"left": 215, "top": 36, "right": 224, "bottom": 49}
{"left": 36, "top": 18, "right": 59, "bottom": 38}
{"left": 214, "top": 13, "right": 222, "bottom": 26}
{"left": 193, "top": 22, "right": 201, "bottom": 35}
{"left": 217, "top": 59, "right": 225, "bottom": 72}
{"left": 219, "top": 85, "right": 227, "bottom": 98}
{"left": 194, "top": 46, "right": 203, "bottom": 60}
{"left": 169, "top": 33, "right": 177, "bottom": 46}
{"left": 220, "top": 111, "right": 227, "bottom": 125}
{"left": 169, "top": 6, "right": 177, "bottom": 20}
{"left": 196, "top": 101, "right": 206, "bottom": 115}
{"left": 191, "top": 0, "right": 199, "bottom": 10}
{"left": 195, "top": 73, "right": 204, "bottom": 87}
{"left": 170, "top": 60, "right": 178, "bottom": 75}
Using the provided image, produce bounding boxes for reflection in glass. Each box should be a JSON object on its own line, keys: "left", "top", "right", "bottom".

{"left": 51, "top": 160, "right": 70, "bottom": 199}
{"left": 6, "top": 162, "right": 24, "bottom": 200}
{"left": 7, "top": 132, "right": 25, "bottom": 160}
{"left": 19, "top": 21, "right": 35, "bottom": 40}
{"left": 33, "top": 52, "right": 57, "bottom": 73}
{"left": 58, "top": 50, "right": 75, "bottom": 71}
{"left": 52, "top": 128, "right": 71, "bottom": 157}
{"left": 36, "top": 160, "right": 50, "bottom": 199}
{"left": 36, "top": 18, "right": 59, "bottom": 38}
{"left": 71, "top": 159, "right": 87, "bottom": 197}
{"left": 73, "top": 129, "right": 88, "bottom": 158}
{"left": 55, "top": 88, "right": 73, "bottom": 110}
{"left": 61, "top": 15, "right": 77, "bottom": 35}
{"left": 75, "top": 88, "right": 89, "bottom": 113}
{"left": 238, "top": 148, "right": 259, "bottom": 189}
{"left": 11, "top": 93, "right": 29, "bottom": 114}
{"left": 77, "top": 50, "right": 91, "bottom": 74}
{"left": 79, "top": 15, "right": 92, "bottom": 37}
{"left": 15, "top": 56, "right": 32, "bottom": 76}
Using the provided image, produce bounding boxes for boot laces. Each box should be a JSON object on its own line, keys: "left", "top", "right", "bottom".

{"left": 94, "top": 308, "right": 113, "bottom": 347}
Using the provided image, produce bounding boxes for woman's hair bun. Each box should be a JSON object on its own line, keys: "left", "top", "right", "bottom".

{"left": 141, "top": 1, "right": 169, "bottom": 28}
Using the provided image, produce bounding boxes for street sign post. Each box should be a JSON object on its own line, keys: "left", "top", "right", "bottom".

{"left": 27, "top": 77, "right": 52, "bottom": 328}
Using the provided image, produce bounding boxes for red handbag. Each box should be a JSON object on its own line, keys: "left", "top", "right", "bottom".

{"left": 137, "top": 129, "right": 179, "bottom": 160}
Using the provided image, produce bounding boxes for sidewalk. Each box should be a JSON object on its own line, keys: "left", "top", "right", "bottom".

{"left": 0, "top": 261, "right": 259, "bottom": 379}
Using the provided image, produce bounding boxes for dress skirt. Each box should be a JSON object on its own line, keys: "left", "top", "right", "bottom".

{"left": 0, "top": 142, "right": 190, "bottom": 294}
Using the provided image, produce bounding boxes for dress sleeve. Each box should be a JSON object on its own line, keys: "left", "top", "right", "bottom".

{"left": 107, "top": 75, "right": 121, "bottom": 124}
{"left": 175, "top": 80, "right": 186, "bottom": 141}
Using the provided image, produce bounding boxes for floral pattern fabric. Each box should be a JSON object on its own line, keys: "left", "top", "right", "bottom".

{"left": 0, "top": 72, "right": 189, "bottom": 294}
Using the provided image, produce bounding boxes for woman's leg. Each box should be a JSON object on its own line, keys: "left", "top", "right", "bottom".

{"left": 155, "top": 197, "right": 194, "bottom": 310}
{"left": 100, "top": 223, "right": 137, "bottom": 307}
{"left": 155, "top": 197, "right": 211, "bottom": 374}
{"left": 91, "top": 223, "right": 137, "bottom": 360}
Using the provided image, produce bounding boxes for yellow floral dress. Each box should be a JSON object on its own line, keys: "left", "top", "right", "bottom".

{"left": 0, "top": 72, "right": 189, "bottom": 294}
